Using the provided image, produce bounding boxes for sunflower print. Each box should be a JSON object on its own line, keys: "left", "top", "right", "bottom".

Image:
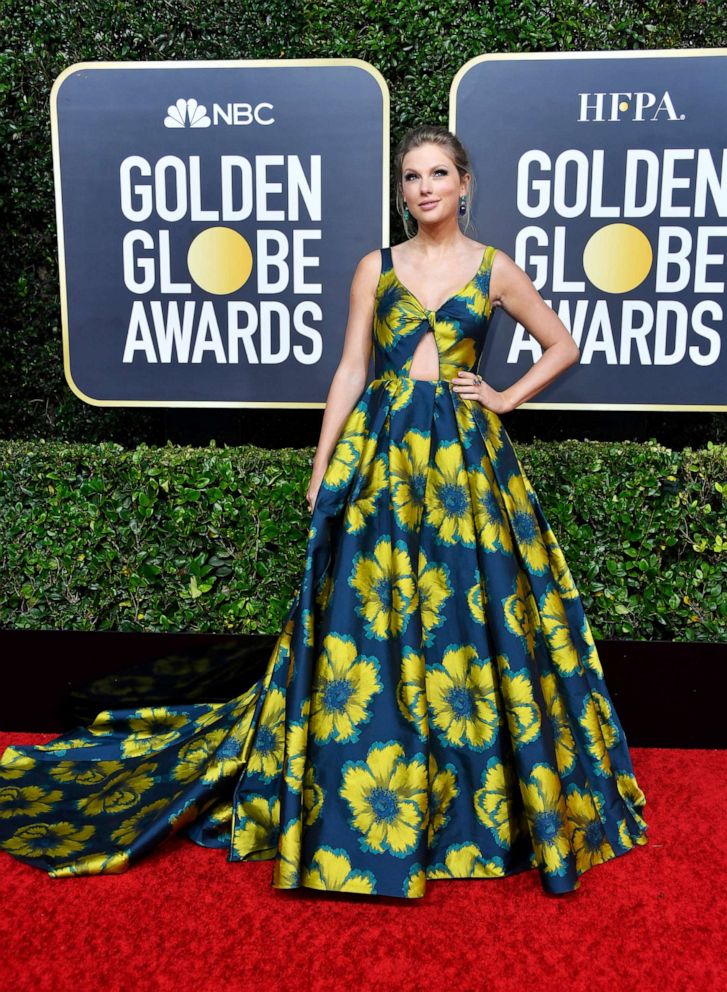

{"left": 425, "top": 442, "right": 477, "bottom": 547}
{"left": 344, "top": 435, "right": 388, "bottom": 534}
{"left": 426, "top": 754, "right": 459, "bottom": 849}
{"left": 310, "top": 633, "right": 383, "bottom": 745}
{"left": 426, "top": 644, "right": 503, "bottom": 751}
{"left": 417, "top": 548, "right": 453, "bottom": 645}
{"left": 348, "top": 536, "right": 417, "bottom": 640}
{"left": 2, "top": 821, "right": 95, "bottom": 860}
{"left": 272, "top": 817, "right": 302, "bottom": 888}
{"left": 0, "top": 243, "right": 647, "bottom": 897}
{"left": 390, "top": 429, "right": 431, "bottom": 531}
{"left": 300, "top": 845, "right": 377, "bottom": 895}
{"left": 473, "top": 757, "right": 526, "bottom": 849}
{"left": 340, "top": 740, "right": 428, "bottom": 858}
{"left": 521, "top": 764, "right": 571, "bottom": 878}
{"left": 427, "top": 841, "right": 506, "bottom": 880}
{"left": 232, "top": 794, "right": 279, "bottom": 861}
{"left": 470, "top": 457, "right": 514, "bottom": 555}
{"left": 565, "top": 786, "right": 615, "bottom": 871}
{"left": 321, "top": 406, "right": 370, "bottom": 492}
{"left": 396, "top": 646, "right": 428, "bottom": 740}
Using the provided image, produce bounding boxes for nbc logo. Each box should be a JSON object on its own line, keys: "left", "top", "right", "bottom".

{"left": 164, "top": 98, "right": 211, "bottom": 129}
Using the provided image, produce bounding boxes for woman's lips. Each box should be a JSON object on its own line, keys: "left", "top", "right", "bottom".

{"left": 420, "top": 201, "right": 439, "bottom": 210}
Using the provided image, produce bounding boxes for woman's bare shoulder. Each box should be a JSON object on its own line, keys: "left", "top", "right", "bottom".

{"left": 348, "top": 248, "right": 383, "bottom": 299}
{"left": 355, "top": 247, "right": 383, "bottom": 270}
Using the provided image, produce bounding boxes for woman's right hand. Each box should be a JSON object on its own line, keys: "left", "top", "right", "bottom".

{"left": 306, "top": 469, "right": 326, "bottom": 514}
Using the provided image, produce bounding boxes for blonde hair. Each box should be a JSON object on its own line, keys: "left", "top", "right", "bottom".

{"left": 393, "top": 124, "right": 477, "bottom": 238}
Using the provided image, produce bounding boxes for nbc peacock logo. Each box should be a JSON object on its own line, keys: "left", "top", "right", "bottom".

{"left": 164, "top": 98, "right": 211, "bottom": 129}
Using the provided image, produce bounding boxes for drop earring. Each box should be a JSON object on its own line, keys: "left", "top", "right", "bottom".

{"left": 403, "top": 202, "right": 411, "bottom": 220}
{"left": 459, "top": 194, "right": 467, "bottom": 216}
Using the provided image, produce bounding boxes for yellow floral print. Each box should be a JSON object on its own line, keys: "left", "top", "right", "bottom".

{"left": 402, "top": 865, "right": 427, "bottom": 898}
{"left": 302, "top": 764, "right": 324, "bottom": 827}
{"left": 49, "top": 759, "right": 123, "bottom": 785}
{"left": 521, "top": 764, "right": 571, "bottom": 876}
{"left": 390, "top": 429, "right": 431, "bottom": 531}
{"left": 539, "top": 673, "right": 578, "bottom": 775}
{"left": 501, "top": 475, "right": 549, "bottom": 574}
{"left": 50, "top": 850, "right": 130, "bottom": 878}
{"left": 310, "top": 633, "right": 382, "bottom": 745}
{"left": 427, "top": 754, "right": 459, "bottom": 849}
{"left": 111, "top": 797, "right": 177, "bottom": 846}
{"left": 470, "top": 459, "right": 514, "bottom": 554}
{"left": 273, "top": 817, "right": 301, "bottom": 888}
{"left": 426, "top": 644, "right": 503, "bottom": 750}
{"left": 321, "top": 406, "right": 369, "bottom": 491}
{"left": 503, "top": 572, "right": 540, "bottom": 658}
{"left": 339, "top": 740, "right": 428, "bottom": 857}
{"left": 417, "top": 548, "right": 452, "bottom": 645}
{"left": 580, "top": 617, "right": 604, "bottom": 677}
{"left": 283, "top": 716, "right": 308, "bottom": 796}
{"left": 425, "top": 442, "right": 476, "bottom": 547}
{"left": 344, "top": 436, "right": 388, "bottom": 534}
{"left": 580, "top": 692, "right": 619, "bottom": 777}
{"left": 246, "top": 686, "right": 286, "bottom": 782}
{"left": 232, "top": 794, "right": 279, "bottom": 860}
{"left": 540, "top": 586, "right": 582, "bottom": 676}
{"left": 374, "top": 269, "right": 428, "bottom": 350}
{"left": 427, "top": 841, "right": 505, "bottom": 879}
{"left": 301, "top": 846, "right": 377, "bottom": 894}
{"left": 542, "top": 524, "right": 578, "bottom": 600}
{"left": 76, "top": 762, "right": 159, "bottom": 816}
{"left": 0, "top": 747, "right": 36, "bottom": 780}
{"left": 474, "top": 758, "right": 525, "bottom": 849}
{"left": 2, "top": 821, "right": 95, "bottom": 860}
{"left": 565, "top": 786, "right": 615, "bottom": 872}
{"left": 501, "top": 667, "right": 542, "bottom": 748}
{"left": 172, "top": 732, "right": 227, "bottom": 785}
{"left": 466, "top": 580, "right": 486, "bottom": 626}
{"left": 396, "top": 647, "right": 428, "bottom": 740}
{"left": 114, "top": 707, "right": 189, "bottom": 759}
{"left": 348, "top": 536, "right": 417, "bottom": 640}
{"left": 0, "top": 784, "right": 63, "bottom": 819}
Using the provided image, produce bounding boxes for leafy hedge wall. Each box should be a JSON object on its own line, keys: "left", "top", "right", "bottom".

{"left": 1, "top": 0, "right": 725, "bottom": 442}
{"left": 1, "top": 438, "right": 724, "bottom": 641}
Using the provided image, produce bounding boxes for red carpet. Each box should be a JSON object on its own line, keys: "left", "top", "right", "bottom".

{"left": 0, "top": 733, "right": 724, "bottom": 992}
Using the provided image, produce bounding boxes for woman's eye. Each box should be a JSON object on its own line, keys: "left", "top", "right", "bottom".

{"left": 404, "top": 170, "right": 447, "bottom": 180}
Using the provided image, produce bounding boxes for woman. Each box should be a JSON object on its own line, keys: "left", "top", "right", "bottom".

{"left": 0, "top": 125, "right": 648, "bottom": 898}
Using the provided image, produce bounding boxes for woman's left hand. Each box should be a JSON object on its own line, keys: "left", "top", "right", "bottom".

{"left": 451, "top": 371, "right": 511, "bottom": 414}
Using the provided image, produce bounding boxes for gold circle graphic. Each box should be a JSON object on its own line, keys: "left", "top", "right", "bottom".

{"left": 187, "top": 227, "right": 253, "bottom": 295}
{"left": 582, "top": 223, "right": 652, "bottom": 294}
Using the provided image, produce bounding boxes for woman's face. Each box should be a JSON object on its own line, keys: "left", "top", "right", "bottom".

{"left": 400, "top": 142, "right": 468, "bottom": 224}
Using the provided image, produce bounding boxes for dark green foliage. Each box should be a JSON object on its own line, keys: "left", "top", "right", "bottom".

{"left": 1, "top": 438, "right": 724, "bottom": 640}
{"left": 0, "top": 0, "right": 725, "bottom": 442}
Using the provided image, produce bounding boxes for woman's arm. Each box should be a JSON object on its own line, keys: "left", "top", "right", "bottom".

{"left": 306, "top": 249, "right": 380, "bottom": 511}
{"left": 452, "top": 250, "right": 581, "bottom": 414}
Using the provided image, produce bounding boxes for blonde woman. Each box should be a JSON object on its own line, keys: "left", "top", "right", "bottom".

{"left": 0, "top": 125, "right": 648, "bottom": 899}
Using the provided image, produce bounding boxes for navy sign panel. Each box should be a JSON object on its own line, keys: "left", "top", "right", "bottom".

{"left": 51, "top": 59, "right": 389, "bottom": 407}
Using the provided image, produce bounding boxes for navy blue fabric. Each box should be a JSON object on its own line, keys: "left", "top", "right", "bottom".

{"left": 0, "top": 245, "right": 648, "bottom": 897}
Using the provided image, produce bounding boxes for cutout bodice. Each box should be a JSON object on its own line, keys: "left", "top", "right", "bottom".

{"left": 372, "top": 245, "right": 498, "bottom": 383}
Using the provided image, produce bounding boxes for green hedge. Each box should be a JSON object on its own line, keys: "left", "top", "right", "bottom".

{"left": 1, "top": 439, "right": 724, "bottom": 641}
{"left": 1, "top": 0, "right": 725, "bottom": 443}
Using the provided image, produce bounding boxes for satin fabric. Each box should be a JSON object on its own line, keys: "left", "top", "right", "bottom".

{"left": 0, "top": 245, "right": 648, "bottom": 897}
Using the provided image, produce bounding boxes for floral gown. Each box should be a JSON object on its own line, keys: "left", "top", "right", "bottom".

{"left": 0, "top": 245, "right": 648, "bottom": 898}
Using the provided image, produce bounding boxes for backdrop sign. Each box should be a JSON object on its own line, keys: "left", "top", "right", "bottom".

{"left": 51, "top": 60, "right": 388, "bottom": 407}
{"left": 451, "top": 50, "right": 727, "bottom": 410}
